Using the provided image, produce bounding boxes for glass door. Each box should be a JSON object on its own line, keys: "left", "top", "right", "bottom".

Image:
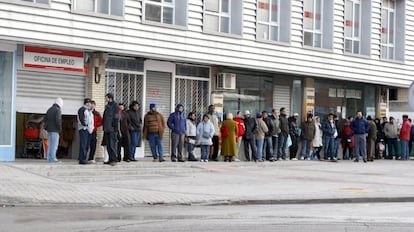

{"left": 0, "top": 51, "right": 13, "bottom": 146}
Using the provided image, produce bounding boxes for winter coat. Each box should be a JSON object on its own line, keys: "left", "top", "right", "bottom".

{"left": 341, "top": 124, "right": 354, "bottom": 148}
{"left": 167, "top": 104, "right": 186, "bottom": 134}
{"left": 400, "top": 119, "right": 411, "bottom": 141}
{"left": 77, "top": 105, "right": 94, "bottom": 134}
{"left": 103, "top": 101, "right": 120, "bottom": 133}
{"left": 255, "top": 118, "right": 269, "bottom": 140}
{"left": 384, "top": 122, "right": 398, "bottom": 139}
{"left": 270, "top": 114, "right": 281, "bottom": 136}
{"left": 233, "top": 117, "right": 245, "bottom": 137}
{"left": 44, "top": 103, "right": 62, "bottom": 133}
{"left": 350, "top": 117, "right": 369, "bottom": 135}
{"left": 263, "top": 117, "right": 274, "bottom": 137}
{"left": 367, "top": 121, "right": 377, "bottom": 141}
{"left": 301, "top": 121, "right": 315, "bottom": 140}
{"left": 127, "top": 107, "right": 142, "bottom": 132}
{"left": 322, "top": 119, "right": 337, "bottom": 137}
{"left": 120, "top": 110, "right": 132, "bottom": 136}
{"left": 185, "top": 119, "right": 197, "bottom": 138}
{"left": 243, "top": 117, "right": 257, "bottom": 140}
{"left": 312, "top": 122, "right": 323, "bottom": 147}
{"left": 92, "top": 110, "right": 103, "bottom": 133}
{"left": 143, "top": 110, "right": 166, "bottom": 139}
{"left": 207, "top": 111, "right": 220, "bottom": 136}
{"left": 196, "top": 120, "right": 215, "bottom": 145}
{"left": 376, "top": 122, "right": 385, "bottom": 142}
{"left": 288, "top": 116, "right": 298, "bottom": 137}
{"left": 279, "top": 114, "right": 289, "bottom": 137}
{"left": 410, "top": 126, "right": 414, "bottom": 142}
{"left": 221, "top": 119, "right": 238, "bottom": 156}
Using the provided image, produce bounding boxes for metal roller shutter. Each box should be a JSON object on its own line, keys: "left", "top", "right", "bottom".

{"left": 273, "top": 85, "right": 291, "bottom": 115}
{"left": 145, "top": 71, "right": 172, "bottom": 156}
{"left": 16, "top": 70, "right": 86, "bottom": 115}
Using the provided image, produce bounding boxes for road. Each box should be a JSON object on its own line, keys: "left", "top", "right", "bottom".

{"left": 2, "top": 203, "right": 414, "bottom": 232}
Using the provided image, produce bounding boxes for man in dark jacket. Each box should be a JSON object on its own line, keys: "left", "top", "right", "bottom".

{"left": 288, "top": 113, "right": 299, "bottom": 160}
{"left": 103, "top": 93, "right": 119, "bottom": 166}
{"left": 270, "top": 109, "right": 280, "bottom": 157}
{"left": 127, "top": 101, "right": 142, "bottom": 162}
{"left": 322, "top": 113, "right": 337, "bottom": 161}
{"left": 243, "top": 110, "right": 257, "bottom": 161}
{"left": 44, "top": 97, "right": 63, "bottom": 163}
{"left": 167, "top": 104, "right": 186, "bottom": 162}
{"left": 278, "top": 107, "right": 289, "bottom": 160}
{"left": 117, "top": 103, "right": 131, "bottom": 162}
{"left": 301, "top": 114, "right": 315, "bottom": 160}
{"left": 262, "top": 111, "right": 274, "bottom": 161}
{"left": 88, "top": 100, "right": 102, "bottom": 163}
{"left": 350, "top": 111, "right": 370, "bottom": 162}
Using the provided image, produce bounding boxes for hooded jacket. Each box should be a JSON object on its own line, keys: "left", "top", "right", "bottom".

{"left": 44, "top": 103, "right": 62, "bottom": 133}
{"left": 167, "top": 104, "right": 186, "bottom": 134}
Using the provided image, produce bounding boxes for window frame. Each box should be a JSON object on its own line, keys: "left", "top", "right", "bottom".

{"left": 142, "top": 0, "right": 188, "bottom": 28}
{"left": 381, "top": 0, "right": 397, "bottom": 60}
{"left": 0, "top": 0, "right": 50, "bottom": 8}
{"left": 203, "top": 0, "right": 243, "bottom": 36}
{"left": 303, "top": 0, "right": 324, "bottom": 48}
{"left": 256, "top": 0, "right": 281, "bottom": 42}
{"left": 344, "top": 0, "right": 362, "bottom": 55}
{"left": 204, "top": 0, "right": 232, "bottom": 34}
{"left": 72, "top": 0, "right": 125, "bottom": 19}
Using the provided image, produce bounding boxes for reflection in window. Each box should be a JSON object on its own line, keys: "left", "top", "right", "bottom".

{"left": 204, "top": 0, "right": 242, "bottom": 35}
{"left": 143, "top": 0, "right": 188, "bottom": 26}
{"left": 303, "top": 0, "right": 333, "bottom": 49}
{"left": 74, "top": 0, "right": 124, "bottom": 16}
{"left": 256, "top": 0, "right": 290, "bottom": 43}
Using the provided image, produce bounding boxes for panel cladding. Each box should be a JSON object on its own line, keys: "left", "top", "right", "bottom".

{"left": 1, "top": 0, "right": 414, "bottom": 88}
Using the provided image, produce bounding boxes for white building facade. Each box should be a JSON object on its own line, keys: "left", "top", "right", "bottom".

{"left": 0, "top": 0, "right": 413, "bottom": 161}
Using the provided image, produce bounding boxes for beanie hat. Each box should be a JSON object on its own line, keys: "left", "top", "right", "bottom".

{"left": 256, "top": 112, "right": 262, "bottom": 118}
{"left": 367, "top": 115, "right": 373, "bottom": 120}
{"left": 149, "top": 103, "right": 156, "bottom": 110}
{"left": 55, "top": 97, "right": 63, "bottom": 108}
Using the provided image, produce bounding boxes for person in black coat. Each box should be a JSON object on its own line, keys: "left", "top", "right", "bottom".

{"left": 103, "top": 93, "right": 119, "bottom": 166}
{"left": 127, "top": 101, "right": 142, "bottom": 161}
{"left": 243, "top": 110, "right": 257, "bottom": 161}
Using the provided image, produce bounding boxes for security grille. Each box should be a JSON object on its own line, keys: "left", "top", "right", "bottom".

{"left": 105, "top": 71, "right": 143, "bottom": 107}
{"left": 175, "top": 78, "right": 209, "bottom": 124}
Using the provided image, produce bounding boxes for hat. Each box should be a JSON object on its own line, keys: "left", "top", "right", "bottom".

{"left": 244, "top": 110, "right": 250, "bottom": 115}
{"left": 367, "top": 115, "right": 373, "bottom": 120}
{"left": 55, "top": 97, "right": 63, "bottom": 108}
{"left": 256, "top": 112, "right": 262, "bottom": 118}
{"left": 84, "top": 98, "right": 92, "bottom": 104}
{"left": 105, "top": 93, "right": 114, "bottom": 99}
{"left": 149, "top": 103, "right": 156, "bottom": 110}
{"left": 293, "top": 113, "right": 299, "bottom": 117}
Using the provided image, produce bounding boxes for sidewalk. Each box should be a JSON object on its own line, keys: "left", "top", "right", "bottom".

{"left": 1, "top": 159, "right": 414, "bottom": 207}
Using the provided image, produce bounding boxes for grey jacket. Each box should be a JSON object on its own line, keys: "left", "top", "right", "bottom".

{"left": 384, "top": 122, "right": 398, "bottom": 139}
{"left": 44, "top": 104, "right": 62, "bottom": 133}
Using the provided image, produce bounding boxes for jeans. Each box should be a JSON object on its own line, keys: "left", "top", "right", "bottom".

{"left": 200, "top": 145, "right": 209, "bottom": 160}
{"left": 264, "top": 136, "right": 274, "bottom": 160}
{"left": 78, "top": 129, "right": 90, "bottom": 161}
{"left": 334, "top": 138, "right": 340, "bottom": 158}
{"left": 185, "top": 142, "right": 195, "bottom": 159}
{"left": 387, "top": 138, "right": 398, "bottom": 159}
{"left": 401, "top": 140, "right": 409, "bottom": 160}
{"left": 256, "top": 139, "right": 264, "bottom": 161}
{"left": 354, "top": 134, "right": 367, "bottom": 160}
{"left": 243, "top": 137, "right": 257, "bottom": 161}
{"left": 171, "top": 132, "right": 185, "bottom": 161}
{"left": 301, "top": 139, "right": 312, "bottom": 159}
{"left": 46, "top": 132, "right": 59, "bottom": 162}
{"left": 88, "top": 132, "right": 97, "bottom": 161}
{"left": 323, "top": 136, "right": 335, "bottom": 159}
{"left": 148, "top": 132, "right": 163, "bottom": 159}
{"left": 277, "top": 134, "right": 287, "bottom": 159}
{"left": 129, "top": 131, "right": 141, "bottom": 160}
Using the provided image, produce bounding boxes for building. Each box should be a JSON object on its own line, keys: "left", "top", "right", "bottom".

{"left": 0, "top": 0, "right": 413, "bottom": 161}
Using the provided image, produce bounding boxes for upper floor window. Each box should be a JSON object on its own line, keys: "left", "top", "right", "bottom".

{"left": 256, "top": 0, "right": 291, "bottom": 43}
{"left": 143, "top": 0, "right": 188, "bottom": 26}
{"left": 204, "top": 0, "right": 243, "bottom": 35}
{"left": 73, "top": 0, "right": 124, "bottom": 17}
{"left": 303, "top": 0, "right": 333, "bottom": 49}
{"left": 344, "top": 0, "right": 370, "bottom": 55}
{"left": 20, "top": 0, "right": 48, "bottom": 3}
{"left": 381, "top": 0, "right": 404, "bottom": 61}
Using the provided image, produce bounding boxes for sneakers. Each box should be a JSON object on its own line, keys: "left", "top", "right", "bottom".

{"left": 277, "top": 158, "right": 282, "bottom": 161}
{"left": 88, "top": 160, "right": 96, "bottom": 164}
{"left": 200, "top": 159, "right": 208, "bottom": 162}
{"left": 291, "top": 158, "right": 298, "bottom": 161}
{"left": 306, "top": 158, "right": 311, "bottom": 161}
{"left": 300, "top": 157, "right": 305, "bottom": 160}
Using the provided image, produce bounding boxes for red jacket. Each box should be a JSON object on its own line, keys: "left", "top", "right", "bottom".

{"left": 400, "top": 119, "right": 411, "bottom": 141}
{"left": 233, "top": 117, "right": 245, "bottom": 137}
{"left": 93, "top": 110, "right": 103, "bottom": 133}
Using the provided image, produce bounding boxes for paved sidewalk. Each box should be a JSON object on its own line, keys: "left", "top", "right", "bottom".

{"left": 1, "top": 159, "right": 414, "bottom": 207}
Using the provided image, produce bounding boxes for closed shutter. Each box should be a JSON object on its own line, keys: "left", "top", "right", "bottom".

{"left": 273, "top": 85, "right": 291, "bottom": 115}
{"left": 16, "top": 69, "right": 86, "bottom": 115}
{"left": 145, "top": 71, "right": 172, "bottom": 156}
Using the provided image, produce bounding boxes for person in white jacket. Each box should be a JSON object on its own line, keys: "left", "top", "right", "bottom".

{"left": 185, "top": 112, "right": 198, "bottom": 161}
{"left": 197, "top": 114, "right": 215, "bottom": 162}
{"left": 77, "top": 98, "right": 94, "bottom": 165}
{"left": 312, "top": 116, "right": 323, "bottom": 160}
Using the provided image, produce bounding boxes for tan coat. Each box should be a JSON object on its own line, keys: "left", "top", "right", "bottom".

{"left": 255, "top": 118, "right": 268, "bottom": 140}
{"left": 220, "top": 119, "right": 238, "bottom": 156}
{"left": 143, "top": 111, "right": 166, "bottom": 140}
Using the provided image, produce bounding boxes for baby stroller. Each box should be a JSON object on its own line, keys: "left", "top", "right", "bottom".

{"left": 22, "top": 120, "right": 42, "bottom": 159}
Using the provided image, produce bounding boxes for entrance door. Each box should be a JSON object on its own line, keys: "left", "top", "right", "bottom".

{"left": 146, "top": 71, "right": 172, "bottom": 156}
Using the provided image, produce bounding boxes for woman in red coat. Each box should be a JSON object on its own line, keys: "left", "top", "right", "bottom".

{"left": 341, "top": 117, "right": 354, "bottom": 160}
{"left": 233, "top": 110, "right": 245, "bottom": 160}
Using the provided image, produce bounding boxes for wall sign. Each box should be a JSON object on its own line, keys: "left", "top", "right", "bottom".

{"left": 24, "top": 46, "right": 84, "bottom": 73}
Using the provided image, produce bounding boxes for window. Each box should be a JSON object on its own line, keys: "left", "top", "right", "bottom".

{"left": 344, "top": 0, "right": 370, "bottom": 55}
{"left": 20, "top": 0, "right": 48, "bottom": 3}
{"left": 381, "top": 0, "right": 404, "bottom": 61}
{"left": 74, "top": 0, "right": 124, "bottom": 17}
{"left": 256, "top": 0, "right": 291, "bottom": 43}
{"left": 204, "top": 0, "right": 243, "bottom": 35}
{"left": 143, "top": 0, "right": 188, "bottom": 26}
{"left": 303, "top": 0, "right": 333, "bottom": 49}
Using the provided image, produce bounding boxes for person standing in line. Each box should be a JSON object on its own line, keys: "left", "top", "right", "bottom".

{"left": 207, "top": 105, "right": 220, "bottom": 161}
{"left": 196, "top": 114, "right": 215, "bottom": 162}
{"left": 88, "top": 100, "right": 102, "bottom": 164}
{"left": 409, "top": 119, "right": 414, "bottom": 158}
{"left": 312, "top": 116, "right": 323, "bottom": 160}
{"left": 77, "top": 98, "right": 94, "bottom": 165}
{"left": 350, "top": 111, "right": 370, "bottom": 163}
{"left": 374, "top": 118, "right": 385, "bottom": 159}
{"left": 366, "top": 116, "right": 377, "bottom": 162}
{"left": 288, "top": 113, "right": 299, "bottom": 160}
{"left": 262, "top": 111, "right": 274, "bottom": 161}
{"left": 103, "top": 93, "right": 119, "bottom": 166}
{"left": 301, "top": 114, "right": 315, "bottom": 160}
{"left": 243, "top": 110, "right": 258, "bottom": 161}
{"left": 255, "top": 112, "right": 268, "bottom": 162}
{"left": 167, "top": 104, "right": 187, "bottom": 162}
{"left": 381, "top": 117, "right": 389, "bottom": 159}
{"left": 278, "top": 107, "right": 289, "bottom": 160}
{"left": 322, "top": 113, "right": 337, "bottom": 161}
{"left": 44, "top": 97, "right": 63, "bottom": 163}
{"left": 341, "top": 117, "right": 354, "bottom": 160}
{"left": 117, "top": 103, "right": 132, "bottom": 162}
{"left": 185, "top": 112, "right": 198, "bottom": 161}
{"left": 221, "top": 113, "right": 238, "bottom": 162}
{"left": 127, "top": 101, "right": 142, "bottom": 162}
{"left": 143, "top": 103, "right": 166, "bottom": 162}
{"left": 400, "top": 115, "right": 411, "bottom": 160}
{"left": 270, "top": 109, "right": 281, "bottom": 160}
{"left": 233, "top": 110, "right": 245, "bottom": 161}
{"left": 39, "top": 121, "right": 48, "bottom": 159}
{"left": 384, "top": 116, "right": 399, "bottom": 160}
